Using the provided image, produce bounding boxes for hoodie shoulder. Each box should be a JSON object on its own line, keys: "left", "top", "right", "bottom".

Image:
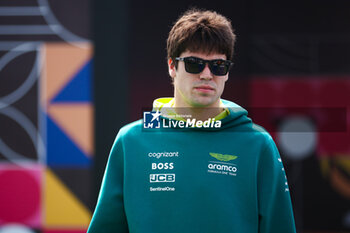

{"left": 118, "top": 119, "right": 143, "bottom": 138}
{"left": 251, "top": 122, "right": 277, "bottom": 149}
{"left": 221, "top": 100, "right": 274, "bottom": 142}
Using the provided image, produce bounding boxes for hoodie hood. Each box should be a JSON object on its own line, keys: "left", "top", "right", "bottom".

{"left": 152, "top": 98, "right": 252, "bottom": 131}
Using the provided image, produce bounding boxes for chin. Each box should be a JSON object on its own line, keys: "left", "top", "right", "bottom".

{"left": 191, "top": 99, "right": 216, "bottom": 108}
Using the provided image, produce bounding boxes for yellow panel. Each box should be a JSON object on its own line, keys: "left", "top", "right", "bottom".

{"left": 44, "top": 168, "right": 91, "bottom": 227}
{"left": 336, "top": 157, "right": 350, "bottom": 173}
{"left": 48, "top": 103, "right": 94, "bottom": 157}
{"left": 330, "top": 165, "right": 350, "bottom": 199}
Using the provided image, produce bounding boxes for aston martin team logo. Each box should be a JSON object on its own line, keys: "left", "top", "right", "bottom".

{"left": 209, "top": 152, "right": 237, "bottom": 162}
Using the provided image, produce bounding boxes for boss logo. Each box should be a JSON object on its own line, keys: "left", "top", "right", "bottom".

{"left": 152, "top": 162, "right": 174, "bottom": 170}
{"left": 150, "top": 174, "right": 175, "bottom": 183}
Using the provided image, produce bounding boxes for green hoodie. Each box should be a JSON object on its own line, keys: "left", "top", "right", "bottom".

{"left": 88, "top": 98, "right": 296, "bottom": 233}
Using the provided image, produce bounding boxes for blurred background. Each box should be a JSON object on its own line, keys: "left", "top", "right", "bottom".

{"left": 0, "top": 0, "right": 349, "bottom": 232}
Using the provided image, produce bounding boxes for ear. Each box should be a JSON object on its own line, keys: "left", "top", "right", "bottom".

{"left": 168, "top": 58, "right": 176, "bottom": 78}
{"left": 224, "top": 74, "right": 229, "bottom": 82}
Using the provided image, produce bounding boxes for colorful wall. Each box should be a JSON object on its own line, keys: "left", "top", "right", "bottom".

{"left": 0, "top": 1, "right": 93, "bottom": 232}
{"left": 1, "top": 0, "right": 350, "bottom": 233}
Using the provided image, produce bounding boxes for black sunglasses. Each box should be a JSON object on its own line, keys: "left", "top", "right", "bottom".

{"left": 175, "top": 56, "right": 233, "bottom": 76}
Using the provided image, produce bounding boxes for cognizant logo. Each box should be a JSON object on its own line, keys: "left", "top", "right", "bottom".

{"left": 148, "top": 151, "right": 179, "bottom": 159}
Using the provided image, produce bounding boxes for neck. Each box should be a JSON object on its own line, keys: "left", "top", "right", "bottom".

{"left": 173, "top": 99, "right": 223, "bottom": 121}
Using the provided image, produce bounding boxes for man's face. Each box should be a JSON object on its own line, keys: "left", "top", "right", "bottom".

{"left": 168, "top": 51, "right": 229, "bottom": 108}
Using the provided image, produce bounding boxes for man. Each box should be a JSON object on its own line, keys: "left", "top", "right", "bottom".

{"left": 88, "top": 8, "right": 296, "bottom": 233}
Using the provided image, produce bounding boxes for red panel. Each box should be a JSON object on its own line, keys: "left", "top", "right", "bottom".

{"left": 0, "top": 165, "right": 42, "bottom": 227}
{"left": 250, "top": 77, "right": 350, "bottom": 156}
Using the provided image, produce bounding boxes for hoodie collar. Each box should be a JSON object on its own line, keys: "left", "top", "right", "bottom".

{"left": 152, "top": 97, "right": 229, "bottom": 121}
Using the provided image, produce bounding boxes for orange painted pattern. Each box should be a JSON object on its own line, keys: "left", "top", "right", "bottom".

{"left": 48, "top": 103, "right": 94, "bottom": 157}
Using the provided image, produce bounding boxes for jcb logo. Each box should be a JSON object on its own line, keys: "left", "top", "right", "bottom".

{"left": 150, "top": 174, "right": 175, "bottom": 183}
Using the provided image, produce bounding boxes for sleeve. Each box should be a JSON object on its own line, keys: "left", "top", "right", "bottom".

{"left": 257, "top": 136, "right": 296, "bottom": 233}
{"left": 87, "top": 131, "right": 129, "bottom": 233}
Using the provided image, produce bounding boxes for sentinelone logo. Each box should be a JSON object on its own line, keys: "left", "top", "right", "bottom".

{"left": 143, "top": 110, "right": 221, "bottom": 129}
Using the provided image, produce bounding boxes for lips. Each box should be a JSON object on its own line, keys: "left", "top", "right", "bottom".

{"left": 194, "top": 85, "right": 215, "bottom": 92}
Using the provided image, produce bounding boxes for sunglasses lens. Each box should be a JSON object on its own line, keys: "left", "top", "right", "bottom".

{"left": 184, "top": 57, "right": 205, "bottom": 74}
{"left": 210, "top": 60, "right": 229, "bottom": 76}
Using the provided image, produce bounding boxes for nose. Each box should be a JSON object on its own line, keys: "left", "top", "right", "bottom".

{"left": 199, "top": 63, "right": 213, "bottom": 80}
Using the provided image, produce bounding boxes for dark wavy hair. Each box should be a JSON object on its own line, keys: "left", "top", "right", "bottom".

{"left": 167, "top": 8, "right": 236, "bottom": 65}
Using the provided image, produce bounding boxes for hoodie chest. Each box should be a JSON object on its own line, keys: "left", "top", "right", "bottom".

{"left": 123, "top": 132, "right": 262, "bottom": 192}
